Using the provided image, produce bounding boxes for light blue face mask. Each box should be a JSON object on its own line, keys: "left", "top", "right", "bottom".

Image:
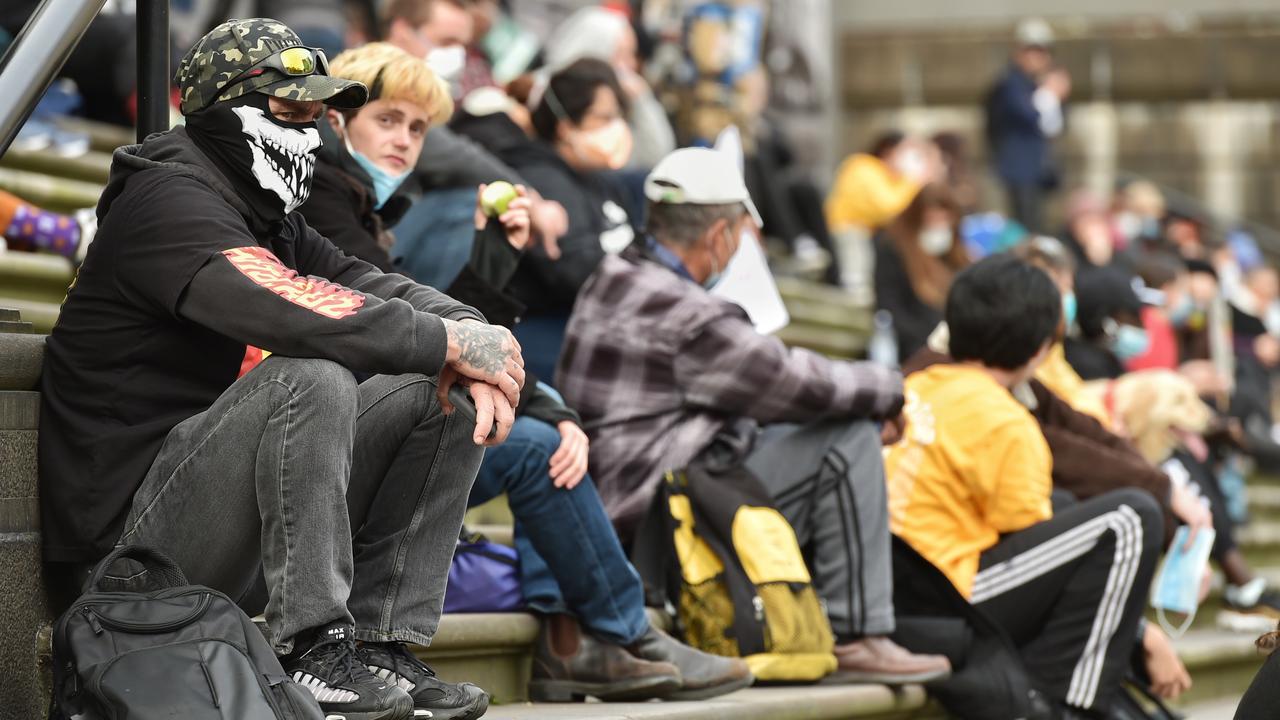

{"left": 1062, "top": 291, "right": 1077, "bottom": 328}
{"left": 702, "top": 228, "right": 735, "bottom": 289}
{"left": 1150, "top": 525, "right": 1216, "bottom": 637}
{"left": 1109, "top": 323, "right": 1150, "bottom": 361}
{"left": 1168, "top": 295, "right": 1194, "bottom": 327}
{"left": 337, "top": 115, "right": 411, "bottom": 210}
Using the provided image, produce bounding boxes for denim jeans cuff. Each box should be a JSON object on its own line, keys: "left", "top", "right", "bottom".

{"left": 355, "top": 627, "right": 435, "bottom": 647}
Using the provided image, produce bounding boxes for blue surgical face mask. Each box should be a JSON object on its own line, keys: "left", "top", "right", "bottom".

{"left": 1150, "top": 525, "right": 1216, "bottom": 637}
{"left": 1062, "top": 291, "right": 1077, "bottom": 328}
{"left": 337, "top": 114, "right": 411, "bottom": 209}
{"left": 1168, "top": 294, "right": 1194, "bottom": 327}
{"left": 702, "top": 228, "right": 734, "bottom": 289}
{"left": 1109, "top": 323, "right": 1150, "bottom": 361}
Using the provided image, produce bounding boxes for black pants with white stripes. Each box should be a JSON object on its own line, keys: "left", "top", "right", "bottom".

{"left": 972, "top": 489, "right": 1162, "bottom": 712}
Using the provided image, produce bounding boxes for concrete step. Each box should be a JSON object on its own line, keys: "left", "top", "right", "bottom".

{"left": 484, "top": 685, "right": 930, "bottom": 720}
{"left": 414, "top": 613, "right": 538, "bottom": 705}
{"left": 411, "top": 613, "right": 1261, "bottom": 717}
{"left": 1170, "top": 629, "right": 1264, "bottom": 708}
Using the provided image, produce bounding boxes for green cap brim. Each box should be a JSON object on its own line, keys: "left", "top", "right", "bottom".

{"left": 255, "top": 74, "right": 369, "bottom": 110}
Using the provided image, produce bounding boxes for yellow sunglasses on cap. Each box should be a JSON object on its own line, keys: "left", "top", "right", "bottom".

{"left": 219, "top": 46, "right": 330, "bottom": 97}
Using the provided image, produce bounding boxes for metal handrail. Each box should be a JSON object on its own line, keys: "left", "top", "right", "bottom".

{"left": 0, "top": 0, "right": 107, "bottom": 156}
{"left": 0, "top": 0, "right": 170, "bottom": 155}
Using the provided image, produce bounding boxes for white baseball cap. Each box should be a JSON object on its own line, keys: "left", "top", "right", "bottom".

{"left": 644, "top": 147, "right": 763, "bottom": 228}
{"left": 1015, "top": 18, "right": 1054, "bottom": 48}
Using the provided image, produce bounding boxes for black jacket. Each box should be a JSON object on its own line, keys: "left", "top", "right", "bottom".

{"left": 872, "top": 232, "right": 942, "bottom": 363}
{"left": 497, "top": 137, "right": 637, "bottom": 318}
{"left": 300, "top": 134, "right": 579, "bottom": 428}
{"left": 39, "top": 128, "right": 481, "bottom": 562}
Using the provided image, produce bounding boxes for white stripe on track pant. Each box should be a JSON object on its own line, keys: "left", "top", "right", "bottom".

{"left": 970, "top": 489, "right": 1161, "bottom": 711}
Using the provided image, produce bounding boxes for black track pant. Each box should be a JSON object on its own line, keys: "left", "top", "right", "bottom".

{"left": 972, "top": 489, "right": 1162, "bottom": 711}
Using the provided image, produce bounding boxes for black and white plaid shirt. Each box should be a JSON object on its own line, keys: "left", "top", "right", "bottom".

{"left": 556, "top": 247, "right": 905, "bottom": 537}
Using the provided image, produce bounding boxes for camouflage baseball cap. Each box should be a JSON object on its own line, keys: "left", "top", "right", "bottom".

{"left": 176, "top": 18, "right": 368, "bottom": 115}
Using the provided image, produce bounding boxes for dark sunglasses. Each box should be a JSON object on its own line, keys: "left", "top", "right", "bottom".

{"left": 217, "top": 46, "right": 330, "bottom": 100}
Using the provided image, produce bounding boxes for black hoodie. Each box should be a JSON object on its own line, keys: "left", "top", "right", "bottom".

{"left": 39, "top": 127, "right": 481, "bottom": 562}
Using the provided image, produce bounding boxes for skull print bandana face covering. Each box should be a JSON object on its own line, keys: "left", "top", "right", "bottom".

{"left": 186, "top": 93, "right": 322, "bottom": 224}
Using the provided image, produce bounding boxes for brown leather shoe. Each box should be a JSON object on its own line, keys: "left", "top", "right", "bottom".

{"left": 628, "top": 626, "right": 754, "bottom": 700}
{"left": 529, "top": 614, "right": 682, "bottom": 702}
{"left": 828, "top": 636, "right": 951, "bottom": 685}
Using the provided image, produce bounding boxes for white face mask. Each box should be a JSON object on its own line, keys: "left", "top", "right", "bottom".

{"left": 425, "top": 44, "right": 466, "bottom": 83}
{"left": 891, "top": 147, "right": 927, "bottom": 181}
{"left": 919, "top": 225, "right": 954, "bottom": 256}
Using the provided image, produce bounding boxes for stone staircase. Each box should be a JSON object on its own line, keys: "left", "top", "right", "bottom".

{"left": 0, "top": 138, "right": 1273, "bottom": 717}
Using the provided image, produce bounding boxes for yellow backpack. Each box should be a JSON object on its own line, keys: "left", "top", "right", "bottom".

{"left": 632, "top": 466, "right": 837, "bottom": 682}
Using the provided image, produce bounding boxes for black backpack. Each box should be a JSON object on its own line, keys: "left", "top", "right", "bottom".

{"left": 50, "top": 545, "right": 324, "bottom": 720}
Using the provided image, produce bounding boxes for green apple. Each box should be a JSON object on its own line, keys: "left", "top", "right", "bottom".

{"left": 480, "top": 181, "right": 519, "bottom": 217}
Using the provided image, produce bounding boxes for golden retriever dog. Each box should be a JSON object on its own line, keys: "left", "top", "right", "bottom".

{"left": 1084, "top": 369, "right": 1213, "bottom": 464}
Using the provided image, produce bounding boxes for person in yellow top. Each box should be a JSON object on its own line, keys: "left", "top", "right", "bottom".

{"left": 885, "top": 255, "right": 1162, "bottom": 716}
{"left": 825, "top": 133, "right": 932, "bottom": 233}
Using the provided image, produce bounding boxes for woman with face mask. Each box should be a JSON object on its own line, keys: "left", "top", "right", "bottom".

{"left": 542, "top": 6, "right": 676, "bottom": 170}
{"left": 872, "top": 184, "right": 970, "bottom": 362}
{"left": 501, "top": 57, "right": 639, "bottom": 383}
{"left": 1064, "top": 266, "right": 1151, "bottom": 380}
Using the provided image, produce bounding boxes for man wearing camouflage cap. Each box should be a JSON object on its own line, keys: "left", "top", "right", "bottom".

{"left": 39, "top": 18, "right": 523, "bottom": 720}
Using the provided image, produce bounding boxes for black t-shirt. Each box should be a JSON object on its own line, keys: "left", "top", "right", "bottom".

{"left": 40, "top": 129, "right": 479, "bottom": 562}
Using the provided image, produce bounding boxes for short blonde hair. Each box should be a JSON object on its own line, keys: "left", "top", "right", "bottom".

{"left": 329, "top": 42, "right": 453, "bottom": 125}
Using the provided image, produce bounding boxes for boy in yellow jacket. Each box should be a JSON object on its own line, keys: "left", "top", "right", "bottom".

{"left": 885, "top": 254, "right": 1161, "bottom": 715}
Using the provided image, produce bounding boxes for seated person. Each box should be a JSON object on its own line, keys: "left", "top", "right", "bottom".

{"left": 39, "top": 20, "right": 523, "bottom": 720}
{"left": 885, "top": 254, "right": 1163, "bottom": 715}
{"left": 299, "top": 42, "right": 752, "bottom": 703}
{"left": 557, "top": 147, "right": 951, "bottom": 683}
{"left": 872, "top": 184, "right": 970, "bottom": 362}
{"left": 1065, "top": 265, "right": 1148, "bottom": 380}
{"left": 508, "top": 58, "right": 640, "bottom": 382}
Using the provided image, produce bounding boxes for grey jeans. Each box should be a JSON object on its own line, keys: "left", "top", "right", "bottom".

{"left": 745, "top": 419, "right": 895, "bottom": 640}
{"left": 118, "top": 356, "right": 484, "bottom": 655}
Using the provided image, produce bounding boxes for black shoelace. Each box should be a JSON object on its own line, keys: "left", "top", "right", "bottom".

{"left": 382, "top": 643, "right": 437, "bottom": 682}
{"left": 308, "top": 639, "right": 367, "bottom": 687}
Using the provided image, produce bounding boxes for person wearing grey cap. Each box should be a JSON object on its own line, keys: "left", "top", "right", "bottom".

{"left": 39, "top": 18, "right": 521, "bottom": 720}
{"left": 984, "top": 18, "right": 1070, "bottom": 234}
{"left": 557, "top": 148, "right": 952, "bottom": 683}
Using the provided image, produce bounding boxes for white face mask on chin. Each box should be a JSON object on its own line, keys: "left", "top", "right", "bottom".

{"left": 919, "top": 225, "right": 954, "bottom": 257}
{"left": 425, "top": 45, "right": 467, "bottom": 83}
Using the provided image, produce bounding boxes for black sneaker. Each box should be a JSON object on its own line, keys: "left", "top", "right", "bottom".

{"left": 361, "top": 642, "right": 489, "bottom": 720}
{"left": 284, "top": 625, "right": 413, "bottom": 720}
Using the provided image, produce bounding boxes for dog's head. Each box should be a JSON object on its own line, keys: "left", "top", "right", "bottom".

{"left": 1112, "top": 369, "right": 1212, "bottom": 464}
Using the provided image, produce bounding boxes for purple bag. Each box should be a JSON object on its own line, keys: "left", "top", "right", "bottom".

{"left": 442, "top": 528, "right": 524, "bottom": 613}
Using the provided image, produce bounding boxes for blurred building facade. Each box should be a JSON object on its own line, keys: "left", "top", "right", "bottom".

{"left": 832, "top": 1, "right": 1280, "bottom": 238}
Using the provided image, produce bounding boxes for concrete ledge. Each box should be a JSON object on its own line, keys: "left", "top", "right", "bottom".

{"left": 485, "top": 685, "right": 929, "bottom": 720}
{"left": 0, "top": 336, "right": 45, "bottom": 391}
{"left": 415, "top": 613, "right": 540, "bottom": 705}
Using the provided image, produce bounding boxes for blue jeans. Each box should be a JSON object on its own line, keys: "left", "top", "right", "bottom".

{"left": 391, "top": 187, "right": 477, "bottom": 289}
{"left": 468, "top": 416, "right": 649, "bottom": 644}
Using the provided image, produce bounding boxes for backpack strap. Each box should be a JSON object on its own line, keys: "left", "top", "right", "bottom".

{"left": 86, "top": 545, "right": 189, "bottom": 593}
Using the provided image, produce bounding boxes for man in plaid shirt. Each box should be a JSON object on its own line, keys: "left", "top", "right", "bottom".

{"left": 556, "top": 148, "right": 950, "bottom": 682}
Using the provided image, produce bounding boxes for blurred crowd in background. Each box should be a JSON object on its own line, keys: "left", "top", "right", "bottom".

{"left": 5, "top": 0, "right": 1280, "bottom": 665}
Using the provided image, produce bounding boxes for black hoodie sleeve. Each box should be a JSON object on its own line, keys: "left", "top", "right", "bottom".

{"left": 110, "top": 172, "right": 473, "bottom": 377}
{"left": 516, "top": 162, "right": 610, "bottom": 308}
{"left": 293, "top": 221, "right": 484, "bottom": 324}
{"left": 176, "top": 246, "right": 456, "bottom": 377}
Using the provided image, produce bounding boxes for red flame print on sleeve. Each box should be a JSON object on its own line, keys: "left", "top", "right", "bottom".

{"left": 221, "top": 246, "right": 365, "bottom": 320}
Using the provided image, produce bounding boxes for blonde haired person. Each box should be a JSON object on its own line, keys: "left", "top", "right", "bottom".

{"left": 300, "top": 41, "right": 755, "bottom": 706}
{"left": 298, "top": 42, "right": 461, "bottom": 271}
